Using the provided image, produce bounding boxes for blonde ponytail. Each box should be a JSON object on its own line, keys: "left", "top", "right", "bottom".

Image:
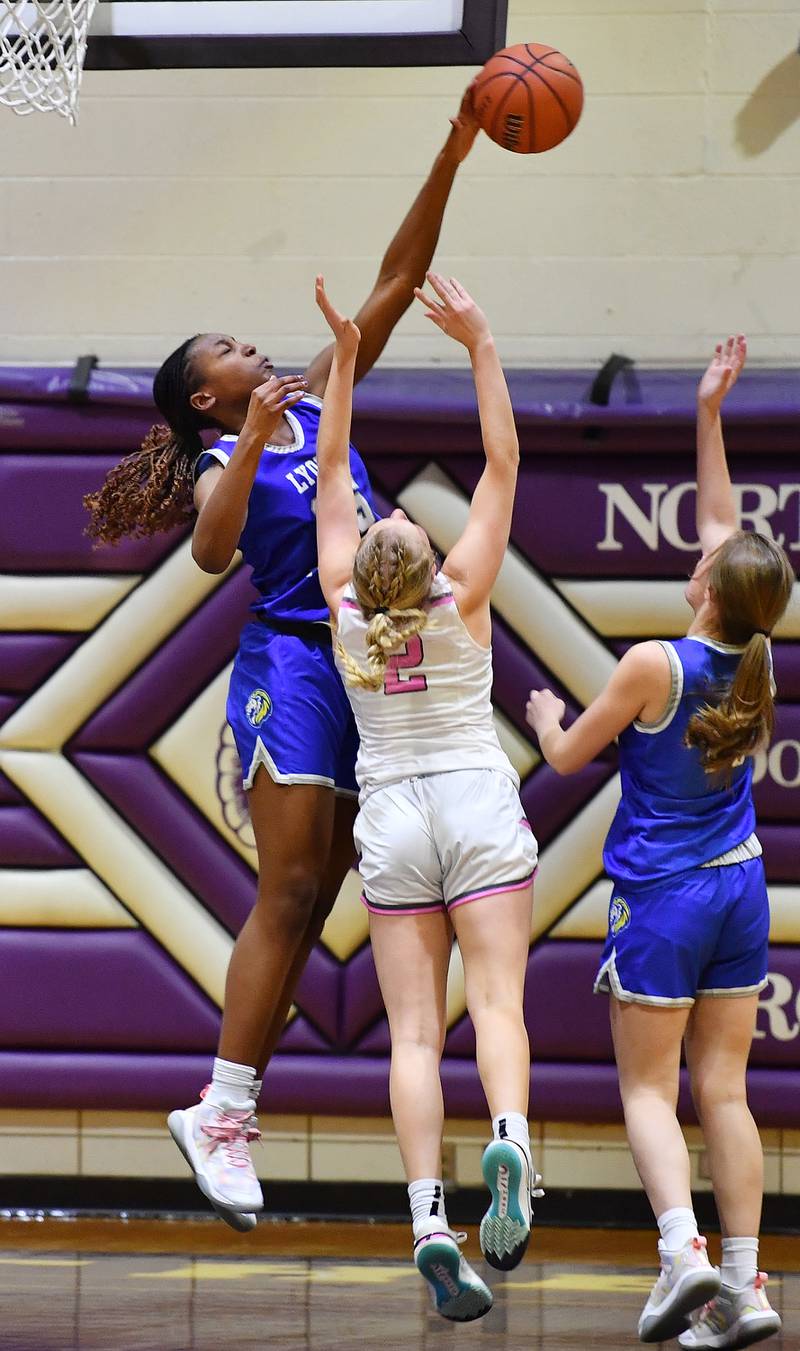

{"left": 338, "top": 607, "right": 428, "bottom": 691}
{"left": 338, "top": 528, "right": 435, "bottom": 690}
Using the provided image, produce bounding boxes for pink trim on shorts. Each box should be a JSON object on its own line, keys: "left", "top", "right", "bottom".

{"left": 447, "top": 868, "right": 537, "bottom": 912}
{"left": 360, "top": 891, "right": 443, "bottom": 917}
{"left": 520, "top": 818, "right": 533, "bottom": 832}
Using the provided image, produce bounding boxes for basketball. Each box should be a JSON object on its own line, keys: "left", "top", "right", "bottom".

{"left": 473, "top": 42, "right": 584, "bottom": 154}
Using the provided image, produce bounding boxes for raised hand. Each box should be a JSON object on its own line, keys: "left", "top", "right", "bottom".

{"left": 414, "top": 272, "right": 491, "bottom": 351}
{"left": 526, "top": 688, "right": 566, "bottom": 738}
{"left": 315, "top": 275, "right": 361, "bottom": 357}
{"left": 448, "top": 81, "right": 481, "bottom": 162}
{"left": 697, "top": 335, "right": 747, "bottom": 414}
{"left": 244, "top": 373, "right": 307, "bottom": 441}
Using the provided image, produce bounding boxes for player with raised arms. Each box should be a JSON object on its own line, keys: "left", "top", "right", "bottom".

{"left": 526, "top": 337, "right": 792, "bottom": 1348}
{"left": 312, "top": 271, "right": 540, "bottom": 1321}
{"left": 84, "top": 96, "right": 480, "bottom": 1229}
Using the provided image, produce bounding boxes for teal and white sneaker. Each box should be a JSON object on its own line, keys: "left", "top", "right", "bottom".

{"left": 678, "top": 1273, "right": 782, "bottom": 1349}
{"left": 479, "top": 1137, "right": 543, "bottom": 1270}
{"left": 638, "top": 1236, "right": 721, "bottom": 1343}
{"left": 413, "top": 1218, "right": 493, "bottom": 1322}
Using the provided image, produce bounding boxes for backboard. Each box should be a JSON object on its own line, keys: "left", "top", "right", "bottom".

{"left": 85, "top": 0, "right": 508, "bottom": 70}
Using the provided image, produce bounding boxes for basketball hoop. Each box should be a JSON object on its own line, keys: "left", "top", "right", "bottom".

{"left": 0, "top": 0, "right": 97, "bottom": 123}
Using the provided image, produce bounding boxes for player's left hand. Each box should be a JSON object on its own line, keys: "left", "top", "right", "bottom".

{"left": 526, "top": 688, "right": 566, "bottom": 736}
{"left": 316, "top": 275, "right": 361, "bottom": 355}
{"left": 414, "top": 272, "right": 491, "bottom": 351}
{"left": 448, "top": 81, "right": 480, "bottom": 161}
{"left": 697, "top": 334, "right": 747, "bottom": 414}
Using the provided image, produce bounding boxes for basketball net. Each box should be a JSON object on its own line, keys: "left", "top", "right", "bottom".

{"left": 0, "top": 0, "right": 98, "bottom": 123}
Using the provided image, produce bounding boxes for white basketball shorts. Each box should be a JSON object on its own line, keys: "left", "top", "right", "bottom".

{"left": 354, "top": 768, "right": 538, "bottom": 916}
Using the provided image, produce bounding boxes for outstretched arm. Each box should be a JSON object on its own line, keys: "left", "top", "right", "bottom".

{"left": 313, "top": 277, "right": 362, "bottom": 613}
{"left": 695, "top": 335, "right": 746, "bottom": 557}
{"left": 414, "top": 273, "right": 518, "bottom": 619}
{"left": 304, "top": 89, "right": 479, "bottom": 396}
{"left": 526, "top": 642, "right": 673, "bottom": 775}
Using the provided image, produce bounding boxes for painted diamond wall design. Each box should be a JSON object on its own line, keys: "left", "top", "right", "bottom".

{"left": 2, "top": 374, "right": 799, "bottom": 1120}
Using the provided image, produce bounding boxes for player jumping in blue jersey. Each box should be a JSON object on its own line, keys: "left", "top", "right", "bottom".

{"left": 526, "top": 337, "right": 793, "bottom": 1349}
{"left": 84, "top": 92, "right": 480, "bottom": 1229}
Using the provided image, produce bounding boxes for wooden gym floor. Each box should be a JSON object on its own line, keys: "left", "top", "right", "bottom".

{"left": 2, "top": 1218, "right": 799, "bottom": 1350}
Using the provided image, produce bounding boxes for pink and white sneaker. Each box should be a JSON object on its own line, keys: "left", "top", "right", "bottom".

{"left": 168, "top": 1094, "right": 263, "bottom": 1216}
{"left": 678, "top": 1273, "right": 782, "bottom": 1349}
{"left": 638, "top": 1236, "right": 722, "bottom": 1343}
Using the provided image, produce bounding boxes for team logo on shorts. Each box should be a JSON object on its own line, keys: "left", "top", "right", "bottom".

{"left": 244, "top": 688, "right": 272, "bottom": 728}
{"left": 609, "top": 895, "right": 631, "bottom": 936}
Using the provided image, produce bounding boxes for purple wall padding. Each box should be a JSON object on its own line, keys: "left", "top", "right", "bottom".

{"left": 71, "top": 569, "right": 255, "bottom": 750}
{"left": 72, "top": 753, "right": 258, "bottom": 936}
{"left": 2, "top": 364, "right": 800, "bottom": 1124}
{"left": 0, "top": 454, "right": 184, "bottom": 573}
{"left": 0, "top": 635, "right": 82, "bottom": 694}
{"left": 0, "top": 807, "right": 81, "bottom": 867}
{"left": 0, "top": 930, "right": 220, "bottom": 1050}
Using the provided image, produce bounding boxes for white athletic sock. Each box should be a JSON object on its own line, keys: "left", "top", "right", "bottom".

{"left": 203, "top": 1057, "right": 257, "bottom": 1109}
{"left": 657, "top": 1206, "right": 700, "bottom": 1252}
{"left": 252, "top": 1078, "right": 263, "bottom": 1103}
{"left": 720, "top": 1237, "right": 759, "bottom": 1290}
{"left": 493, "top": 1111, "right": 531, "bottom": 1161}
{"left": 408, "top": 1179, "right": 448, "bottom": 1237}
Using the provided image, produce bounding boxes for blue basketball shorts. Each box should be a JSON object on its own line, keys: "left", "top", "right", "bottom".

{"left": 227, "top": 620, "right": 359, "bottom": 795}
{"left": 594, "top": 858, "right": 770, "bottom": 1007}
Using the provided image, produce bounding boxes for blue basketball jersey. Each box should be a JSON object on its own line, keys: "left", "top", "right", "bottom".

{"left": 603, "top": 636, "right": 756, "bottom": 884}
{"left": 194, "top": 394, "right": 378, "bottom": 625}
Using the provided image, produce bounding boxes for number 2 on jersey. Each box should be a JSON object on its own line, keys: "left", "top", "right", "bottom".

{"left": 384, "top": 636, "right": 428, "bottom": 696}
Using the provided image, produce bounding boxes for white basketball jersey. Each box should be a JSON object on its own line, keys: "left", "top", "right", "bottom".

{"left": 335, "top": 572, "right": 518, "bottom": 801}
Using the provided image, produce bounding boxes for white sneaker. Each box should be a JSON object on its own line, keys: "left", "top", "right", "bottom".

{"left": 678, "top": 1273, "right": 782, "bottom": 1349}
{"left": 168, "top": 1097, "right": 263, "bottom": 1214}
{"left": 413, "top": 1217, "right": 493, "bottom": 1322}
{"left": 638, "top": 1236, "right": 722, "bottom": 1343}
{"left": 479, "top": 1137, "right": 544, "bottom": 1271}
{"left": 209, "top": 1198, "right": 258, "bottom": 1233}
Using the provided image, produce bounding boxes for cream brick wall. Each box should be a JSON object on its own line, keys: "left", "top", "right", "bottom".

{"left": 0, "top": 1112, "right": 797, "bottom": 1195}
{"left": 2, "top": 0, "right": 798, "bottom": 366}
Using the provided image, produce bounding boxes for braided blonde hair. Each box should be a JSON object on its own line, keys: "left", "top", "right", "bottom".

{"left": 337, "top": 528, "right": 436, "bottom": 690}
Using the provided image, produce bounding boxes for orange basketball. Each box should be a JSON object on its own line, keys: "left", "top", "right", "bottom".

{"left": 473, "top": 42, "right": 584, "bottom": 154}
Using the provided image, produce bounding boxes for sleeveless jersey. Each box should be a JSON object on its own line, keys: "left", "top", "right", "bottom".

{"left": 194, "top": 394, "right": 377, "bottom": 626}
{"left": 603, "top": 635, "right": 758, "bottom": 884}
{"left": 335, "top": 571, "right": 518, "bottom": 801}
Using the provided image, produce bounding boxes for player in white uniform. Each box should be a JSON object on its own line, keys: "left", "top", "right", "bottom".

{"left": 312, "top": 272, "right": 540, "bottom": 1322}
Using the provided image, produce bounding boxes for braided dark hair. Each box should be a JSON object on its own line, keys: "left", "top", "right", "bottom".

{"left": 84, "top": 336, "right": 216, "bottom": 545}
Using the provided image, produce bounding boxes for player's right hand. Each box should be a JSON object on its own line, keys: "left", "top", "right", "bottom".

{"left": 448, "top": 81, "right": 480, "bottom": 161}
{"left": 697, "top": 335, "right": 747, "bottom": 414}
{"left": 244, "top": 373, "right": 307, "bottom": 439}
{"left": 526, "top": 688, "right": 566, "bottom": 737}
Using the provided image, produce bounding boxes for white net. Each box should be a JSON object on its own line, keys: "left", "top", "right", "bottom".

{"left": 0, "top": 0, "right": 97, "bottom": 123}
